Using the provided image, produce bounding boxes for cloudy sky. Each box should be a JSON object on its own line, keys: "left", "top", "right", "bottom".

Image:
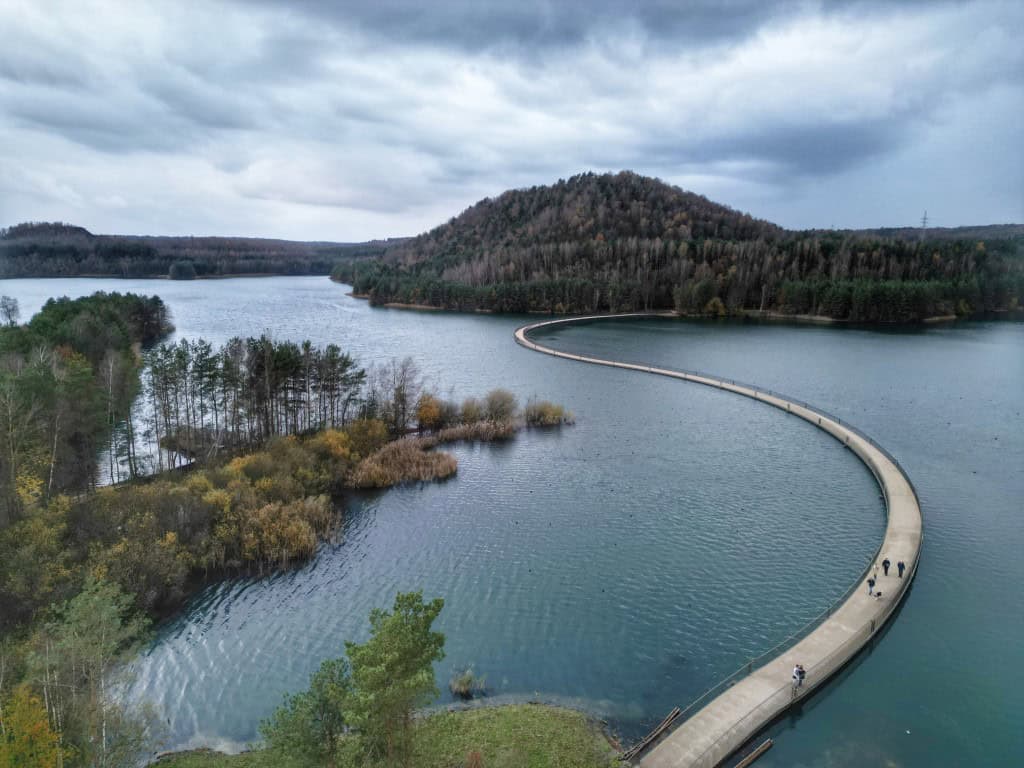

{"left": 1, "top": 0, "right": 1021, "bottom": 240}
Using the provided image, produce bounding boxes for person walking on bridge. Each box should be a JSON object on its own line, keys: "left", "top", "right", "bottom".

{"left": 882, "top": 557, "right": 891, "bottom": 576}
{"left": 897, "top": 560, "right": 906, "bottom": 578}
{"left": 867, "top": 576, "right": 876, "bottom": 596}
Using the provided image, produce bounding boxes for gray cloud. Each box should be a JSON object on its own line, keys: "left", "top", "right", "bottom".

{"left": 0, "top": 0, "right": 1020, "bottom": 239}
{"left": 291, "top": 0, "right": 774, "bottom": 50}
{"left": 244, "top": 0, "right": 879, "bottom": 53}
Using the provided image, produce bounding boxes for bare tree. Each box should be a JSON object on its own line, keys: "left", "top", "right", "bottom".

{"left": 0, "top": 296, "right": 18, "bottom": 326}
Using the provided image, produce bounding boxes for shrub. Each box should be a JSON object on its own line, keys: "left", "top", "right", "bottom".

{"left": 704, "top": 296, "right": 727, "bottom": 316}
{"left": 484, "top": 389, "right": 517, "bottom": 422}
{"left": 460, "top": 397, "right": 483, "bottom": 424}
{"left": 348, "top": 438, "right": 458, "bottom": 488}
{"left": 168, "top": 260, "right": 197, "bottom": 280}
{"left": 417, "top": 393, "right": 444, "bottom": 431}
{"left": 435, "top": 421, "right": 517, "bottom": 443}
{"left": 438, "top": 397, "right": 461, "bottom": 429}
{"left": 346, "top": 418, "right": 390, "bottom": 460}
{"left": 523, "top": 399, "right": 573, "bottom": 426}
{"left": 449, "top": 665, "right": 487, "bottom": 700}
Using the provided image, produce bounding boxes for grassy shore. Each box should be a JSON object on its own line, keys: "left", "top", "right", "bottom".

{"left": 156, "top": 704, "right": 618, "bottom": 768}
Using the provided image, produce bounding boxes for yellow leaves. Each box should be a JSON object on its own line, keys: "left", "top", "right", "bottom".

{"left": 184, "top": 473, "right": 214, "bottom": 495}
{"left": 308, "top": 428, "right": 353, "bottom": 461}
{"left": 202, "top": 488, "right": 232, "bottom": 514}
{"left": 704, "top": 296, "right": 727, "bottom": 317}
{"left": 14, "top": 472, "right": 44, "bottom": 507}
{"left": 293, "top": 467, "right": 316, "bottom": 487}
{"left": 0, "top": 684, "right": 67, "bottom": 768}
{"left": 47, "top": 493, "right": 72, "bottom": 517}
{"left": 228, "top": 451, "right": 277, "bottom": 482}
{"left": 346, "top": 418, "right": 389, "bottom": 459}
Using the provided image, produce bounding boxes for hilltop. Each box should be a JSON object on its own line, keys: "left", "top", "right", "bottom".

{"left": 333, "top": 171, "right": 1023, "bottom": 321}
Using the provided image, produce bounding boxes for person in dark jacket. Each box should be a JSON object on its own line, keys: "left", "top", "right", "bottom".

{"left": 867, "top": 576, "right": 876, "bottom": 595}
{"left": 897, "top": 560, "right": 906, "bottom": 578}
{"left": 882, "top": 557, "right": 891, "bottom": 576}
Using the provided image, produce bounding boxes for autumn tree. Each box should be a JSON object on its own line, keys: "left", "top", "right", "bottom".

{"left": 416, "top": 393, "right": 443, "bottom": 431}
{"left": 0, "top": 684, "right": 66, "bottom": 768}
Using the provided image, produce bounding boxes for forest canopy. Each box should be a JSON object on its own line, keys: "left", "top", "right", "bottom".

{"left": 331, "top": 171, "right": 1024, "bottom": 321}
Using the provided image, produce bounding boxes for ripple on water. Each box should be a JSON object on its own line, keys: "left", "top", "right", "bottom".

{"left": 11, "top": 280, "right": 1018, "bottom": 764}
{"left": 128, "top": 366, "right": 882, "bottom": 750}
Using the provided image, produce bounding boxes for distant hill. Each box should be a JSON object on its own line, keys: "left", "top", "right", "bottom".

{"left": 332, "top": 171, "right": 1023, "bottom": 321}
{"left": 381, "top": 171, "right": 781, "bottom": 268}
{"left": 0, "top": 222, "right": 401, "bottom": 279}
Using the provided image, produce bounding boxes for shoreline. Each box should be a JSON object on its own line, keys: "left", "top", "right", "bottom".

{"left": 514, "top": 313, "right": 923, "bottom": 768}
{"left": 0, "top": 272, "right": 329, "bottom": 280}
{"left": 339, "top": 289, "right": 999, "bottom": 326}
{"left": 152, "top": 702, "right": 618, "bottom": 766}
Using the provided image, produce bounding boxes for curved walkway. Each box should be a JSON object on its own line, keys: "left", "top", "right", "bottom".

{"left": 514, "top": 313, "right": 923, "bottom": 768}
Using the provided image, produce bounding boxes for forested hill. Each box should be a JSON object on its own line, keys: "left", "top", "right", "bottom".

{"left": 0, "top": 221, "right": 399, "bottom": 278}
{"left": 383, "top": 171, "right": 781, "bottom": 265}
{"left": 333, "top": 171, "right": 1024, "bottom": 322}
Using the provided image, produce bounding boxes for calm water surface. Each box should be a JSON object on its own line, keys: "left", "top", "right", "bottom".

{"left": 4, "top": 277, "right": 1021, "bottom": 766}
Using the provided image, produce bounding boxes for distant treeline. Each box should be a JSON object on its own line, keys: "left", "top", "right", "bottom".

{"left": 330, "top": 171, "right": 1024, "bottom": 321}
{"left": 0, "top": 221, "right": 399, "bottom": 278}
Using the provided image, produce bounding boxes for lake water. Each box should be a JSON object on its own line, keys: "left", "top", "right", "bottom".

{"left": 4, "top": 277, "right": 1022, "bottom": 766}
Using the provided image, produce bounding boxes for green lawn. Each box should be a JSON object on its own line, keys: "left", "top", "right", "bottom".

{"left": 156, "top": 704, "right": 618, "bottom": 768}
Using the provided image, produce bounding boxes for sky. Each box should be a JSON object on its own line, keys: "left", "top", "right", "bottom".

{"left": 0, "top": 0, "right": 1021, "bottom": 241}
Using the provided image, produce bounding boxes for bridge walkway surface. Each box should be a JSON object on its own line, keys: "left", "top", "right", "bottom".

{"left": 513, "top": 314, "right": 923, "bottom": 768}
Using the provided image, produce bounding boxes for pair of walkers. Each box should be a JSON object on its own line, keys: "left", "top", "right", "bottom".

{"left": 791, "top": 664, "right": 806, "bottom": 696}
{"left": 880, "top": 556, "right": 907, "bottom": 578}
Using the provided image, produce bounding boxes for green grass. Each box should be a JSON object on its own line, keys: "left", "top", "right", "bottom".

{"left": 154, "top": 749, "right": 292, "bottom": 768}
{"left": 156, "top": 704, "right": 618, "bottom": 768}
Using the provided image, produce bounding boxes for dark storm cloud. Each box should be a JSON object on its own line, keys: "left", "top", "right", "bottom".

{"left": 248, "top": 0, "right": 791, "bottom": 50}
{"left": 633, "top": 117, "right": 908, "bottom": 182}
{"left": 247, "top": 0, "right": 933, "bottom": 52}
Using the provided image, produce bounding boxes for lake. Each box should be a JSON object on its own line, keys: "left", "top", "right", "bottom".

{"left": 4, "top": 276, "right": 1022, "bottom": 766}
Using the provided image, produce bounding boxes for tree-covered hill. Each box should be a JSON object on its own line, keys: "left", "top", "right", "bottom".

{"left": 0, "top": 222, "right": 399, "bottom": 278}
{"left": 333, "top": 171, "right": 1024, "bottom": 321}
